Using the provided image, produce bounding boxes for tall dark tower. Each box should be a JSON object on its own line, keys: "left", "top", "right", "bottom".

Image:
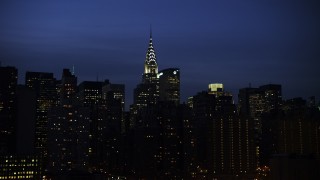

{"left": 25, "top": 72, "right": 58, "bottom": 156}
{"left": 192, "top": 86, "right": 257, "bottom": 179}
{"left": 77, "top": 81, "right": 103, "bottom": 107}
{"left": 238, "top": 84, "right": 282, "bottom": 169}
{"left": 60, "top": 69, "right": 77, "bottom": 106}
{"left": 238, "top": 84, "right": 282, "bottom": 118}
{"left": 133, "top": 30, "right": 159, "bottom": 109}
{"left": 259, "top": 84, "right": 282, "bottom": 112}
{"left": 0, "top": 66, "right": 18, "bottom": 154}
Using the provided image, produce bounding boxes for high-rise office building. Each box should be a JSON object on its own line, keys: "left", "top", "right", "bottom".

{"left": 102, "top": 80, "right": 125, "bottom": 110}
{"left": 238, "top": 84, "right": 282, "bottom": 168}
{"left": 74, "top": 79, "right": 124, "bottom": 174}
{"left": 77, "top": 81, "right": 103, "bottom": 107}
{"left": 238, "top": 84, "right": 282, "bottom": 118}
{"left": 238, "top": 87, "right": 260, "bottom": 117}
{"left": 47, "top": 106, "right": 91, "bottom": 173}
{"left": 102, "top": 80, "right": 126, "bottom": 134}
{"left": 60, "top": 69, "right": 77, "bottom": 106}
{"left": 131, "top": 101, "right": 187, "bottom": 179}
{"left": 16, "top": 85, "right": 36, "bottom": 155}
{"left": 0, "top": 66, "right": 18, "bottom": 154}
{"left": 0, "top": 67, "right": 42, "bottom": 179}
{"left": 192, "top": 85, "right": 256, "bottom": 179}
{"left": 25, "top": 72, "right": 58, "bottom": 155}
{"left": 259, "top": 84, "right": 282, "bottom": 112}
{"left": 260, "top": 98, "right": 320, "bottom": 169}
{"left": 128, "top": 31, "right": 192, "bottom": 178}
{"left": 100, "top": 90, "right": 123, "bottom": 173}
{"left": 158, "top": 68, "right": 180, "bottom": 105}
{"left": 47, "top": 69, "right": 91, "bottom": 174}
{"left": 0, "top": 155, "right": 42, "bottom": 179}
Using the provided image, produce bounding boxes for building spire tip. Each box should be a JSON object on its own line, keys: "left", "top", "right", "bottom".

{"left": 72, "top": 64, "right": 75, "bottom": 75}
{"left": 150, "top": 24, "right": 152, "bottom": 39}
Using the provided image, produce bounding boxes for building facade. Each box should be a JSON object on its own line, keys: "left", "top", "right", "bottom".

{"left": 0, "top": 66, "right": 18, "bottom": 154}
{"left": 25, "top": 72, "right": 58, "bottom": 156}
{"left": 158, "top": 68, "right": 180, "bottom": 105}
{"left": 133, "top": 32, "right": 159, "bottom": 110}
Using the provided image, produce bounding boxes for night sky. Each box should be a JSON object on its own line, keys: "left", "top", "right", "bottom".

{"left": 1, "top": 0, "right": 320, "bottom": 108}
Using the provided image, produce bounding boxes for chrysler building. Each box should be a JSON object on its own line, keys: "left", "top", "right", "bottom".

{"left": 133, "top": 30, "right": 160, "bottom": 109}
{"left": 143, "top": 30, "right": 158, "bottom": 84}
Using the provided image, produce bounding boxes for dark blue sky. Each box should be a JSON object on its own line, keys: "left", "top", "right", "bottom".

{"left": 1, "top": 0, "right": 320, "bottom": 107}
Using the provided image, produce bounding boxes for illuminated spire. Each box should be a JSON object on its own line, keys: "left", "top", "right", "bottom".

{"left": 144, "top": 26, "right": 158, "bottom": 74}
{"left": 148, "top": 24, "right": 153, "bottom": 49}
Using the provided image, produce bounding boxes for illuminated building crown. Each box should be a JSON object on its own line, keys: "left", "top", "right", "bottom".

{"left": 144, "top": 30, "right": 158, "bottom": 74}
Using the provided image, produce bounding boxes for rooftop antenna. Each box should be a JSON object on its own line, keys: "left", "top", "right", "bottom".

{"left": 150, "top": 24, "right": 152, "bottom": 38}
{"left": 72, "top": 64, "right": 75, "bottom": 75}
{"left": 96, "top": 73, "right": 99, "bottom": 82}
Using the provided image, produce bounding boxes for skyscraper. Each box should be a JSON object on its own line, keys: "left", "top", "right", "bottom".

{"left": 16, "top": 85, "right": 36, "bottom": 155}
{"left": 102, "top": 80, "right": 126, "bottom": 134}
{"left": 46, "top": 69, "right": 92, "bottom": 175}
{"left": 66, "top": 78, "right": 124, "bottom": 174}
{"left": 142, "top": 30, "right": 158, "bottom": 84}
{"left": 259, "top": 97, "right": 320, "bottom": 169}
{"left": 47, "top": 106, "right": 90, "bottom": 173}
{"left": 60, "top": 69, "right": 77, "bottom": 106}
{"left": 259, "top": 84, "right": 282, "bottom": 112}
{"left": 127, "top": 31, "right": 190, "bottom": 179}
{"left": 25, "top": 72, "right": 58, "bottom": 156}
{"left": 77, "top": 81, "right": 103, "bottom": 107}
{"left": 192, "top": 85, "right": 256, "bottom": 179}
{"left": 0, "top": 66, "right": 18, "bottom": 154}
{"left": 238, "top": 84, "right": 282, "bottom": 118}
{"left": 133, "top": 31, "right": 159, "bottom": 110}
{"left": 238, "top": 84, "right": 282, "bottom": 168}
{"left": 238, "top": 87, "right": 260, "bottom": 117}
{"left": 158, "top": 68, "right": 180, "bottom": 105}
{"left": 102, "top": 80, "right": 125, "bottom": 111}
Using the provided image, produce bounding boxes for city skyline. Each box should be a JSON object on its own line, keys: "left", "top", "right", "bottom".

{"left": 1, "top": 0, "right": 320, "bottom": 106}
{"left": 1, "top": 58, "right": 320, "bottom": 179}
{"left": 1, "top": 1, "right": 320, "bottom": 175}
